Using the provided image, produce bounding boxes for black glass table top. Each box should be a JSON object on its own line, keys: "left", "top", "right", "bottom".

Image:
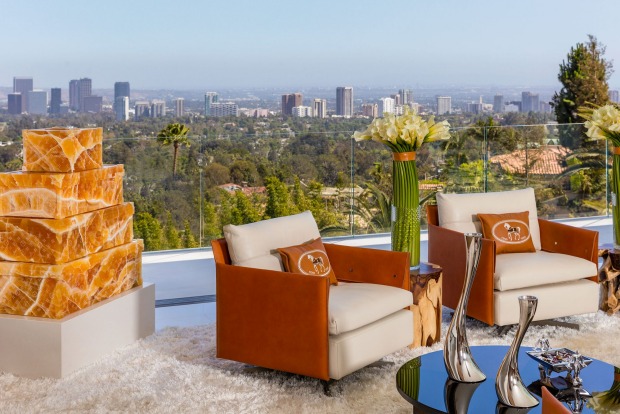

{"left": 396, "top": 345, "right": 620, "bottom": 413}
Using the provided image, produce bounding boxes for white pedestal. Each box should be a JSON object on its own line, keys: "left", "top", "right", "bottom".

{"left": 0, "top": 283, "right": 155, "bottom": 379}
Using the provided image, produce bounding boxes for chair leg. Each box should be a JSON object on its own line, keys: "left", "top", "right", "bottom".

{"left": 321, "top": 379, "right": 336, "bottom": 396}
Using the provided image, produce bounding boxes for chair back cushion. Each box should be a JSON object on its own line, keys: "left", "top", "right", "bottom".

{"left": 436, "top": 188, "right": 541, "bottom": 250}
{"left": 223, "top": 211, "right": 321, "bottom": 271}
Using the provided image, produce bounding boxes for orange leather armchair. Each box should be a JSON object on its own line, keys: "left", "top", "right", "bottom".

{"left": 212, "top": 237, "right": 412, "bottom": 381}
{"left": 427, "top": 199, "right": 599, "bottom": 326}
{"left": 541, "top": 386, "right": 572, "bottom": 414}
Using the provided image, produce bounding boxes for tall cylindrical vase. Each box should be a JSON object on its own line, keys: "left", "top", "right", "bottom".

{"left": 612, "top": 150, "right": 620, "bottom": 249}
{"left": 443, "top": 232, "right": 486, "bottom": 383}
{"left": 496, "top": 295, "right": 539, "bottom": 408}
{"left": 391, "top": 151, "right": 420, "bottom": 269}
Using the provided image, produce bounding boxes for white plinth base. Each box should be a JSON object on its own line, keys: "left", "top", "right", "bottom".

{"left": 0, "top": 283, "right": 155, "bottom": 379}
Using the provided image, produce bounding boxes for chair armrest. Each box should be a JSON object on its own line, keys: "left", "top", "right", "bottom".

{"left": 428, "top": 223, "right": 496, "bottom": 325}
{"left": 539, "top": 219, "right": 599, "bottom": 277}
{"left": 216, "top": 263, "right": 330, "bottom": 380}
{"left": 323, "top": 243, "right": 410, "bottom": 290}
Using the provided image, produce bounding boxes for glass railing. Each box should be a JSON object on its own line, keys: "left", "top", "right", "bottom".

{"left": 0, "top": 122, "right": 611, "bottom": 252}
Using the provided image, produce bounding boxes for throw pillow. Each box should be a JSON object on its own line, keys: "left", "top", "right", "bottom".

{"left": 477, "top": 211, "right": 536, "bottom": 254}
{"left": 277, "top": 238, "right": 338, "bottom": 285}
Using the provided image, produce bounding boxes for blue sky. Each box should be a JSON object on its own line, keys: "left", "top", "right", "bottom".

{"left": 2, "top": 0, "right": 619, "bottom": 90}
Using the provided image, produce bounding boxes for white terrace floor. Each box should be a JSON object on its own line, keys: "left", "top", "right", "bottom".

{"left": 153, "top": 216, "right": 613, "bottom": 331}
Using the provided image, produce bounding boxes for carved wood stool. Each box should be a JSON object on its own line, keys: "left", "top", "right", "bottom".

{"left": 598, "top": 245, "right": 620, "bottom": 315}
{"left": 409, "top": 262, "right": 443, "bottom": 348}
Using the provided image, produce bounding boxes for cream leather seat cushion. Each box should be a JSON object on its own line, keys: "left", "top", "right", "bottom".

{"left": 223, "top": 211, "right": 320, "bottom": 271}
{"left": 494, "top": 251, "right": 597, "bottom": 291}
{"left": 436, "top": 188, "right": 542, "bottom": 250}
{"left": 328, "top": 283, "right": 413, "bottom": 335}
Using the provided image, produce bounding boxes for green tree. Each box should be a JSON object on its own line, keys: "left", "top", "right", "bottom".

{"left": 163, "top": 211, "right": 181, "bottom": 249}
{"left": 203, "top": 201, "right": 221, "bottom": 242}
{"left": 134, "top": 212, "right": 164, "bottom": 251}
{"left": 552, "top": 35, "right": 612, "bottom": 146}
{"left": 232, "top": 191, "right": 262, "bottom": 224}
{"left": 263, "top": 176, "right": 295, "bottom": 219}
{"left": 157, "top": 123, "right": 190, "bottom": 177}
{"left": 182, "top": 220, "right": 199, "bottom": 248}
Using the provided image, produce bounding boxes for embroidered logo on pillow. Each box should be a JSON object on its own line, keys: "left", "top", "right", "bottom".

{"left": 277, "top": 238, "right": 338, "bottom": 285}
{"left": 477, "top": 211, "right": 536, "bottom": 254}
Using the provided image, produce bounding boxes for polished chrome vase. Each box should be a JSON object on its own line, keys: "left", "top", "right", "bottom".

{"left": 443, "top": 232, "right": 486, "bottom": 383}
{"left": 496, "top": 295, "right": 539, "bottom": 408}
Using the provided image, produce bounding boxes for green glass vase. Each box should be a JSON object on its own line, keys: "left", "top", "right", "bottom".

{"left": 391, "top": 151, "right": 420, "bottom": 269}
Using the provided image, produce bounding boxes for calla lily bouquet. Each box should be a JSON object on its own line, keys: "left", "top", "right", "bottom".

{"left": 580, "top": 103, "right": 620, "bottom": 146}
{"left": 352, "top": 106, "right": 451, "bottom": 152}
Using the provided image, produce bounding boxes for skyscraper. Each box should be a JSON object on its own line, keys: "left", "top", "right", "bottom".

{"left": 391, "top": 94, "right": 402, "bottom": 106}
{"left": 175, "top": 98, "right": 185, "bottom": 117}
{"left": 205, "top": 92, "right": 219, "bottom": 116}
{"left": 209, "top": 102, "right": 239, "bottom": 117}
{"left": 521, "top": 91, "right": 539, "bottom": 113}
{"left": 151, "top": 100, "right": 166, "bottom": 118}
{"left": 281, "top": 93, "right": 302, "bottom": 116}
{"left": 69, "top": 80, "right": 80, "bottom": 111}
{"left": 13, "top": 77, "right": 33, "bottom": 112}
{"left": 27, "top": 90, "right": 48, "bottom": 115}
{"left": 135, "top": 101, "right": 151, "bottom": 119}
{"left": 493, "top": 95, "right": 504, "bottom": 113}
{"left": 379, "top": 97, "right": 395, "bottom": 116}
{"left": 8, "top": 93, "right": 22, "bottom": 115}
{"left": 78, "top": 78, "right": 92, "bottom": 112}
{"left": 114, "top": 82, "right": 130, "bottom": 102}
{"left": 336, "top": 86, "right": 353, "bottom": 117}
{"left": 436, "top": 96, "right": 451, "bottom": 115}
{"left": 313, "top": 98, "right": 327, "bottom": 118}
{"left": 50, "top": 88, "right": 62, "bottom": 115}
{"left": 82, "top": 95, "right": 102, "bottom": 113}
{"left": 361, "top": 103, "right": 378, "bottom": 118}
{"left": 399, "top": 89, "right": 413, "bottom": 105}
{"left": 609, "top": 90, "right": 619, "bottom": 103}
{"left": 115, "top": 96, "right": 129, "bottom": 121}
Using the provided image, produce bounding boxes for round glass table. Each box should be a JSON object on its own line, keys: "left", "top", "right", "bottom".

{"left": 396, "top": 345, "right": 620, "bottom": 413}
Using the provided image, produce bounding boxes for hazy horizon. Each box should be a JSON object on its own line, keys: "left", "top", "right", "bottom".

{"left": 2, "top": 1, "right": 619, "bottom": 90}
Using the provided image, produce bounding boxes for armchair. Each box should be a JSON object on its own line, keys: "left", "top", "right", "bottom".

{"left": 427, "top": 188, "right": 599, "bottom": 327}
{"left": 212, "top": 211, "right": 413, "bottom": 380}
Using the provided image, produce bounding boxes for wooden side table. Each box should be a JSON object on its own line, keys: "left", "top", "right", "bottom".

{"left": 409, "top": 262, "right": 442, "bottom": 348}
{"left": 598, "top": 245, "right": 620, "bottom": 315}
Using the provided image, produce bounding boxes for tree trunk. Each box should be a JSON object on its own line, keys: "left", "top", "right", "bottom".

{"left": 173, "top": 143, "right": 179, "bottom": 177}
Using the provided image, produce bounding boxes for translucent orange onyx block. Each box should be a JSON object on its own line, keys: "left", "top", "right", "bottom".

{"left": 0, "top": 203, "right": 134, "bottom": 264}
{"left": 22, "top": 127, "right": 103, "bottom": 172}
{"left": 0, "top": 165, "right": 124, "bottom": 219}
{"left": 0, "top": 240, "right": 143, "bottom": 319}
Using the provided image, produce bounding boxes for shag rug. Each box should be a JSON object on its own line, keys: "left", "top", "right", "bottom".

{"left": 1, "top": 311, "right": 619, "bottom": 414}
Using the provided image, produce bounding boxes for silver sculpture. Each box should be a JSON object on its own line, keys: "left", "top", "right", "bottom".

{"left": 496, "top": 295, "right": 539, "bottom": 408}
{"left": 443, "top": 232, "right": 486, "bottom": 383}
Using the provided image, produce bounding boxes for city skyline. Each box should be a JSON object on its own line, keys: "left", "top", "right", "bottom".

{"left": 1, "top": 1, "right": 620, "bottom": 90}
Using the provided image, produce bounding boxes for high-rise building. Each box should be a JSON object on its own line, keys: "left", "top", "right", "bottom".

{"left": 336, "top": 87, "right": 353, "bottom": 117}
{"left": 8, "top": 93, "right": 23, "bottom": 115}
{"left": 313, "top": 98, "right": 327, "bottom": 118}
{"left": 379, "top": 97, "right": 395, "bottom": 116}
{"left": 82, "top": 95, "right": 102, "bottom": 113}
{"left": 292, "top": 106, "right": 313, "bottom": 117}
{"left": 13, "top": 77, "right": 33, "bottom": 112}
{"left": 150, "top": 100, "right": 166, "bottom": 118}
{"left": 114, "top": 82, "right": 130, "bottom": 102}
{"left": 399, "top": 89, "right": 413, "bottom": 105}
{"left": 50, "top": 88, "right": 62, "bottom": 115}
{"left": 69, "top": 80, "right": 79, "bottom": 111}
{"left": 436, "top": 96, "right": 451, "bottom": 115}
{"left": 205, "top": 92, "right": 219, "bottom": 116}
{"left": 391, "top": 94, "right": 402, "bottom": 106}
{"left": 521, "top": 91, "right": 539, "bottom": 113}
{"left": 609, "top": 90, "right": 619, "bottom": 103}
{"left": 493, "top": 95, "right": 504, "bottom": 113}
{"left": 174, "top": 98, "right": 185, "bottom": 117}
{"left": 361, "top": 103, "right": 378, "bottom": 118}
{"left": 27, "top": 90, "right": 48, "bottom": 115}
{"left": 281, "top": 93, "right": 302, "bottom": 116}
{"left": 539, "top": 101, "right": 552, "bottom": 113}
{"left": 467, "top": 102, "right": 483, "bottom": 114}
{"left": 209, "top": 102, "right": 239, "bottom": 117}
{"left": 135, "top": 101, "right": 151, "bottom": 119}
{"left": 78, "top": 78, "right": 92, "bottom": 112}
{"left": 115, "top": 96, "right": 129, "bottom": 121}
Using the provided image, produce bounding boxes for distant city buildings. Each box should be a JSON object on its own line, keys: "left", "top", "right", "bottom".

{"left": 313, "top": 99, "right": 327, "bottom": 118}
{"left": 493, "top": 95, "right": 504, "bottom": 113}
{"left": 610, "top": 90, "right": 620, "bottom": 103}
{"left": 436, "top": 96, "right": 452, "bottom": 115}
{"left": 209, "top": 102, "right": 239, "bottom": 117}
{"left": 391, "top": 94, "right": 401, "bottom": 106}
{"left": 8, "top": 93, "right": 22, "bottom": 115}
{"left": 379, "top": 97, "right": 395, "bottom": 116}
{"left": 150, "top": 100, "right": 166, "bottom": 118}
{"left": 50, "top": 88, "right": 62, "bottom": 115}
{"left": 78, "top": 78, "right": 92, "bottom": 112}
{"left": 114, "top": 82, "right": 130, "bottom": 102}
{"left": 505, "top": 102, "right": 520, "bottom": 112}
{"left": 27, "top": 90, "right": 47, "bottom": 115}
{"left": 68, "top": 78, "right": 100, "bottom": 113}
{"left": 134, "top": 101, "right": 151, "bottom": 119}
{"left": 292, "top": 106, "right": 313, "bottom": 117}
{"left": 13, "top": 77, "right": 33, "bottom": 112}
{"left": 362, "top": 103, "right": 378, "bottom": 118}
{"left": 69, "top": 80, "right": 79, "bottom": 111}
{"left": 336, "top": 86, "right": 353, "bottom": 118}
{"left": 174, "top": 98, "right": 185, "bottom": 117}
{"left": 539, "top": 101, "right": 552, "bottom": 113}
{"left": 115, "top": 96, "right": 129, "bottom": 121}
{"left": 281, "top": 93, "right": 302, "bottom": 116}
{"left": 204, "top": 92, "right": 219, "bottom": 116}
{"left": 82, "top": 95, "right": 103, "bottom": 113}
{"left": 466, "top": 102, "right": 483, "bottom": 114}
{"left": 399, "top": 89, "right": 413, "bottom": 105}
{"left": 521, "top": 91, "right": 539, "bottom": 113}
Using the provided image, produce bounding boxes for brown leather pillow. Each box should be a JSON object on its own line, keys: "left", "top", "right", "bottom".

{"left": 477, "top": 211, "right": 536, "bottom": 254}
{"left": 277, "top": 238, "right": 338, "bottom": 285}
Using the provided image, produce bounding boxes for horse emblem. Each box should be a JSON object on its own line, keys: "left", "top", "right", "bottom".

{"left": 297, "top": 249, "right": 330, "bottom": 276}
{"left": 503, "top": 222, "right": 521, "bottom": 241}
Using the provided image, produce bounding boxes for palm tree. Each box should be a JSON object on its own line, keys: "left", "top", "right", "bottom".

{"left": 157, "top": 123, "right": 190, "bottom": 177}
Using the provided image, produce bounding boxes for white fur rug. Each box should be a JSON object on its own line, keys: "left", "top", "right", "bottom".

{"left": 1, "top": 311, "right": 619, "bottom": 414}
